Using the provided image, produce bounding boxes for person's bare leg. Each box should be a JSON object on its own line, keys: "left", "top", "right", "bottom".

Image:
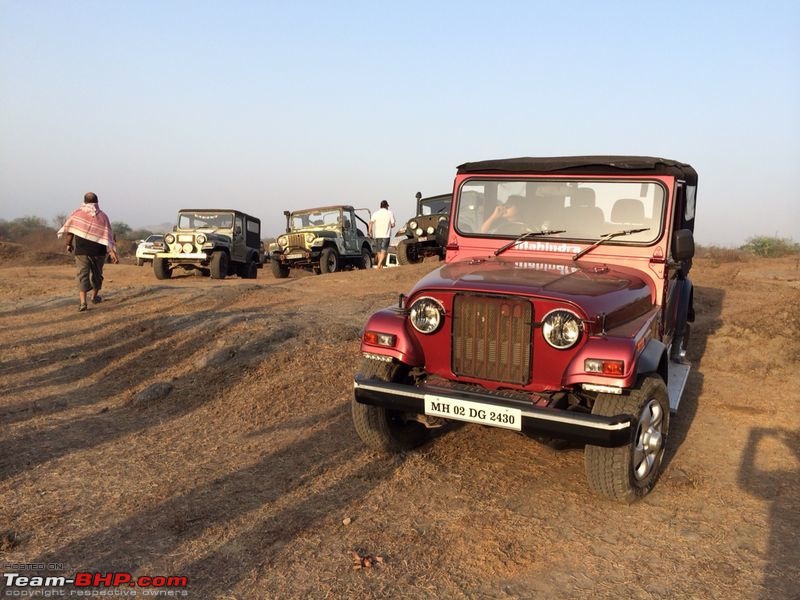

{"left": 377, "top": 250, "right": 386, "bottom": 269}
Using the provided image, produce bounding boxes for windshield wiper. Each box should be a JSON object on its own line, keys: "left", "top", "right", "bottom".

{"left": 494, "top": 229, "right": 567, "bottom": 256}
{"left": 572, "top": 228, "right": 650, "bottom": 261}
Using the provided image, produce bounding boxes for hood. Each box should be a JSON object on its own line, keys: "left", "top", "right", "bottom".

{"left": 409, "top": 256, "right": 653, "bottom": 327}
{"left": 204, "top": 231, "right": 232, "bottom": 242}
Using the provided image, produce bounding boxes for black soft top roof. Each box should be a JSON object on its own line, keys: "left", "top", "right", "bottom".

{"left": 457, "top": 156, "right": 697, "bottom": 186}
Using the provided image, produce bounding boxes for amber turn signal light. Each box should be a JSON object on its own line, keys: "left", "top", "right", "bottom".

{"left": 584, "top": 359, "right": 624, "bottom": 376}
{"left": 364, "top": 331, "right": 397, "bottom": 348}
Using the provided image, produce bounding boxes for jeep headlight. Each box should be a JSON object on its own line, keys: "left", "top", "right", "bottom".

{"left": 426, "top": 226, "right": 435, "bottom": 235}
{"left": 415, "top": 227, "right": 423, "bottom": 236}
{"left": 278, "top": 236, "right": 288, "bottom": 248}
{"left": 196, "top": 234, "right": 206, "bottom": 244}
{"left": 409, "top": 296, "right": 444, "bottom": 334}
{"left": 542, "top": 309, "right": 583, "bottom": 349}
{"left": 305, "top": 232, "right": 316, "bottom": 243}
{"left": 164, "top": 233, "right": 175, "bottom": 244}
{"left": 409, "top": 220, "right": 418, "bottom": 230}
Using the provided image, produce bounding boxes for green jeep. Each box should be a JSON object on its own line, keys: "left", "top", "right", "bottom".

{"left": 271, "top": 205, "right": 376, "bottom": 277}
{"left": 395, "top": 192, "right": 451, "bottom": 264}
{"left": 154, "top": 209, "right": 262, "bottom": 280}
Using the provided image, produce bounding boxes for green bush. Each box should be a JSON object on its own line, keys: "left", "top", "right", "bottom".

{"left": 741, "top": 236, "right": 800, "bottom": 258}
{"left": 0, "top": 216, "right": 147, "bottom": 256}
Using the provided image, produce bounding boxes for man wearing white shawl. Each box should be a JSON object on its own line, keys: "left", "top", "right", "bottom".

{"left": 58, "top": 192, "right": 119, "bottom": 312}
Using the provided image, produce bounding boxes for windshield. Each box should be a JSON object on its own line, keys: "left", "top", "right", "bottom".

{"left": 178, "top": 212, "right": 234, "bottom": 230}
{"left": 290, "top": 208, "right": 342, "bottom": 230}
{"left": 420, "top": 196, "right": 451, "bottom": 215}
{"left": 456, "top": 179, "right": 665, "bottom": 243}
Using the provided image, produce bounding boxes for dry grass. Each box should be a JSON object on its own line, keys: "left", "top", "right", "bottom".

{"left": 0, "top": 257, "right": 798, "bottom": 599}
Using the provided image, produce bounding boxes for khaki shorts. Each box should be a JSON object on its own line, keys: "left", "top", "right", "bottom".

{"left": 75, "top": 254, "right": 106, "bottom": 292}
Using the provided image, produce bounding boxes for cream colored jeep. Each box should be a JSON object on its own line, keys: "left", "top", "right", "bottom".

{"left": 154, "top": 209, "right": 262, "bottom": 279}
{"left": 271, "top": 205, "right": 376, "bottom": 277}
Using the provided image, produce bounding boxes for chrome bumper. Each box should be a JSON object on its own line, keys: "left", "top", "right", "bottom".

{"left": 354, "top": 376, "right": 633, "bottom": 447}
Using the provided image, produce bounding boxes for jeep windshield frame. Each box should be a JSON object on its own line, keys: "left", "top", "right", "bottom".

{"left": 177, "top": 211, "right": 235, "bottom": 231}
{"left": 418, "top": 194, "right": 451, "bottom": 216}
{"left": 289, "top": 207, "right": 344, "bottom": 231}
{"left": 454, "top": 177, "right": 666, "bottom": 245}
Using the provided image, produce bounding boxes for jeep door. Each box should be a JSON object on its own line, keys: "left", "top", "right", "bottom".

{"left": 663, "top": 182, "right": 695, "bottom": 345}
{"left": 232, "top": 214, "right": 247, "bottom": 263}
{"left": 343, "top": 208, "right": 360, "bottom": 255}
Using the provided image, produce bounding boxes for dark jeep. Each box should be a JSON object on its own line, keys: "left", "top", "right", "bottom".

{"left": 271, "top": 205, "right": 376, "bottom": 277}
{"left": 395, "top": 192, "right": 451, "bottom": 265}
{"left": 352, "top": 156, "right": 697, "bottom": 502}
{"left": 154, "top": 209, "right": 262, "bottom": 280}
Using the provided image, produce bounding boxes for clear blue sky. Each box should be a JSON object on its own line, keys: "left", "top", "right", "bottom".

{"left": 1, "top": 0, "right": 798, "bottom": 244}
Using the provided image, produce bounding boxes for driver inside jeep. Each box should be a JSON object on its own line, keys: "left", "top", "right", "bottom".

{"left": 480, "top": 195, "right": 526, "bottom": 234}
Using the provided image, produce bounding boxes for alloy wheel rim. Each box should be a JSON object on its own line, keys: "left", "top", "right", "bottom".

{"left": 632, "top": 399, "right": 664, "bottom": 481}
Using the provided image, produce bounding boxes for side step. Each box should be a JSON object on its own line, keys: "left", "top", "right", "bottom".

{"left": 667, "top": 360, "right": 691, "bottom": 412}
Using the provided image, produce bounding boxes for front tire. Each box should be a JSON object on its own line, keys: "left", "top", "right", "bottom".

{"left": 153, "top": 257, "right": 172, "bottom": 279}
{"left": 210, "top": 251, "right": 229, "bottom": 279}
{"left": 585, "top": 376, "right": 670, "bottom": 502}
{"left": 319, "top": 247, "right": 339, "bottom": 274}
{"left": 271, "top": 260, "right": 289, "bottom": 278}
{"left": 359, "top": 247, "right": 372, "bottom": 269}
{"left": 397, "top": 239, "right": 422, "bottom": 265}
{"left": 351, "top": 358, "right": 430, "bottom": 452}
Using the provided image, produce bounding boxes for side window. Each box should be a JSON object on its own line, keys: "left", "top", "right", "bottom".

{"left": 685, "top": 185, "right": 696, "bottom": 222}
{"left": 235, "top": 216, "right": 244, "bottom": 235}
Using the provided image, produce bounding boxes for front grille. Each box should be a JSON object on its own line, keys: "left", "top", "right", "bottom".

{"left": 287, "top": 233, "right": 307, "bottom": 248}
{"left": 451, "top": 294, "right": 532, "bottom": 385}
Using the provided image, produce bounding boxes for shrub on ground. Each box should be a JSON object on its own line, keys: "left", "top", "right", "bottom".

{"left": 694, "top": 245, "right": 746, "bottom": 262}
{"left": 741, "top": 236, "right": 800, "bottom": 258}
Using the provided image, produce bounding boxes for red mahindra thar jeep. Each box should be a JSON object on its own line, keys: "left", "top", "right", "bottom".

{"left": 352, "top": 156, "right": 697, "bottom": 502}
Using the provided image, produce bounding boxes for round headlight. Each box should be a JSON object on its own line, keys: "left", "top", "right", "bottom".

{"left": 305, "top": 232, "right": 316, "bottom": 243}
{"left": 182, "top": 242, "right": 193, "bottom": 253}
{"left": 542, "top": 309, "right": 583, "bottom": 349}
{"left": 196, "top": 234, "right": 206, "bottom": 244}
{"left": 278, "top": 236, "right": 288, "bottom": 248}
{"left": 426, "top": 226, "right": 435, "bottom": 235}
{"left": 409, "top": 220, "right": 418, "bottom": 230}
{"left": 415, "top": 227, "right": 423, "bottom": 236}
{"left": 409, "top": 296, "right": 445, "bottom": 334}
{"left": 164, "top": 233, "right": 175, "bottom": 244}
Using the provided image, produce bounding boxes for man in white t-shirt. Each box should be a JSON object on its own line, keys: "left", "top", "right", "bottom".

{"left": 368, "top": 200, "right": 396, "bottom": 270}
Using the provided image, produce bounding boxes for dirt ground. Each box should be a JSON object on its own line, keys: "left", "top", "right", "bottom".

{"left": 1, "top": 252, "right": 798, "bottom": 599}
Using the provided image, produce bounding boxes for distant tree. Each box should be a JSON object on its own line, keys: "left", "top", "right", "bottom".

{"left": 17, "top": 216, "right": 48, "bottom": 229}
{"left": 129, "top": 228, "right": 155, "bottom": 242}
{"left": 52, "top": 214, "right": 68, "bottom": 229}
{"left": 112, "top": 221, "right": 132, "bottom": 240}
{"left": 0, "top": 216, "right": 50, "bottom": 241}
{"left": 741, "top": 236, "right": 800, "bottom": 258}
